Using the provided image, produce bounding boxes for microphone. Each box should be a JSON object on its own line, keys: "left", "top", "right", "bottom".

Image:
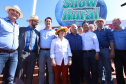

{"left": 121, "top": 2, "right": 126, "bottom": 7}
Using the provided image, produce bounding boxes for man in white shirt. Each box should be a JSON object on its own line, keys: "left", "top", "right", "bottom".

{"left": 81, "top": 22, "right": 100, "bottom": 84}
{"left": 39, "top": 17, "right": 55, "bottom": 84}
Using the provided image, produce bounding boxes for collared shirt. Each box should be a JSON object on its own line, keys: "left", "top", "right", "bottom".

{"left": 25, "top": 26, "right": 37, "bottom": 50}
{"left": 40, "top": 28, "right": 56, "bottom": 48}
{"left": 65, "top": 33, "right": 82, "bottom": 51}
{"left": 50, "top": 37, "right": 72, "bottom": 65}
{"left": 81, "top": 31, "right": 100, "bottom": 52}
{"left": 93, "top": 27, "right": 114, "bottom": 47}
{"left": 112, "top": 27, "right": 126, "bottom": 50}
{"left": 0, "top": 17, "right": 19, "bottom": 50}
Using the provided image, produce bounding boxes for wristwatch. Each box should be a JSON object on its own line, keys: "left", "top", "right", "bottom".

{"left": 69, "top": 57, "right": 72, "bottom": 59}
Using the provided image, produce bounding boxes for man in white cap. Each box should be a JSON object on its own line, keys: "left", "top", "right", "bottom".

{"left": 94, "top": 18, "right": 114, "bottom": 84}
{"left": 0, "top": 5, "right": 23, "bottom": 84}
{"left": 15, "top": 15, "right": 41, "bottom": 84}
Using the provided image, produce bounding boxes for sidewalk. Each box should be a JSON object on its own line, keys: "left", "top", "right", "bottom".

{"left": 0, "top": 63, "right": 125, "bottom": 84}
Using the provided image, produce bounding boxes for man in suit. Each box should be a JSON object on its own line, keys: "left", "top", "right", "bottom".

{"left": 15, "top": 15, "right": 41, "bottom": 84}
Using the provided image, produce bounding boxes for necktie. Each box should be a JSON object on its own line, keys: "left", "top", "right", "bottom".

{"left": 29, "top": 29, "right": 33, "bottom": 50}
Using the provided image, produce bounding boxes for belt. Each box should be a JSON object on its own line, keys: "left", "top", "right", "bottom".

{"left": 71, "top": 50, "right": 82, "bottom": 53}
{"left": 40, "top": 48, "right": 50, "bottom": 51}
{"left": 115, "top": 49, "right": 126, "bottom": 52}
{"left": 0, "top": 48, "right": 18, "bottom": 53}
{"left": 100, "top": 46, "right": 109, "bottom": 49}
{"left": 24, "top": 50, "right": 36, "bottom": 52}
{"left": 83, "top": 50, "right": 95, "bottom": 52}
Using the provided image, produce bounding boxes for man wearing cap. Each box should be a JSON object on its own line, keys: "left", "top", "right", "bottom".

{"left": 39, "top": 17, "right": 55, "bottom": 84}
{"left": 65, "top": 24, "right": 82, "bottom": 84}
{"left": 94, "top": 18, "right": 114, "bottom": 84}
{"left": 82, "top": 22, "right": 100, "bottom": 84}
{"left": 112, "top": 18, "right": 126, "bottom": 84}
{"left": 15, "top": 15, "right": 41, "bottom": 84}
{"left": 51, "top": 26, "right": 72, "bottom": 84}
{"left": 0, "top": 5, "right": 23, "bottom": 84}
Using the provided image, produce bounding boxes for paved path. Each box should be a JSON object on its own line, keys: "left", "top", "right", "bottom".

{"left": 0, "top": 63, "right": 125, "bottom": 84}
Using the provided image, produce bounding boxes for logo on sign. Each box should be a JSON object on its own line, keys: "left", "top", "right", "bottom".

{"left": 62, "top": 0, "right": 99, "bottom": 21}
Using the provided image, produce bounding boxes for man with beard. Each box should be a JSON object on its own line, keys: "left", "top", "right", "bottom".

{"left": 0, "top": 5, "right": 24, "bottom": 84}
{"left": 94, "top": 18, "right": 114, "bottom": 84}
{"left": 15, "top": 15, "right": 41, "bottom": 84}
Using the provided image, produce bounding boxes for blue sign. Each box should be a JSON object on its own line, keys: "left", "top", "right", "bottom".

{"left": 55, "top": 0, "right": 107, "bottom": 26}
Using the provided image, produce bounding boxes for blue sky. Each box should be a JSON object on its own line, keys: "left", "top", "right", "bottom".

{"left": 0, "top": 0, "right": 126, "bottom": 30}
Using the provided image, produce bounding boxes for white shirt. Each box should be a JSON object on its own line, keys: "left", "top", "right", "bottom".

{"left": 81, "top": 31, "right": 100, "bottom": 52}
{"left": 40, "top": 28, "right": 56, "bottom": 48}
{"left": 50, "top": 37, "right": 72, "bottom": 65}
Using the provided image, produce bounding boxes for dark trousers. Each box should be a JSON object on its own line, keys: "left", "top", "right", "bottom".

{"left": 53, "top": 60, "right": 68, "bottom": 84}
{"left": 16, "top": 51, "right": 36, "bottom": 84}
{"left": 83, "top": 51, "right": 98, "bottom": 84}
{"left": 69, "top": 53, "right": 82, "bottom": 84}
{"left": 114, "top": 50, "right": 126, "bottom": 84}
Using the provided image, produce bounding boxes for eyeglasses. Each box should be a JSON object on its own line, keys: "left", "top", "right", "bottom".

{"left": 32, "top": 20, "right": 39, "bottom": 23}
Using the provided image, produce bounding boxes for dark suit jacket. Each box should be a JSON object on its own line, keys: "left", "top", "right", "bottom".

{"left": 18, "top": 27, "right": 40, "bottom": 57}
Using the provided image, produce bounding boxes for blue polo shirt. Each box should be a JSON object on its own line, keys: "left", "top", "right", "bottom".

{"left": 112, "top": 27, "right": 126, "bottom": 50}
{"left": 94, "top": 28, "right": 114, "bottom": 47}
{"left": 25, "top": 26, "right": 37, "bottom": 50}
{"left": 0, "top": 17, "right": 19, "bottom": 50}
{"left": 65, "top": 33, "right": 82, "bottom": 51}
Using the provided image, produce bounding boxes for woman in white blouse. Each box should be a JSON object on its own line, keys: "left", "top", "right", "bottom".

{"left": 50, "top": 27, "right": 72, "bottom": 84}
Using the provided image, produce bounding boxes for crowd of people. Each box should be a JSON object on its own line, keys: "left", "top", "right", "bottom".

{"left": 0, "top": 5, "right": 126, "bottom": 84}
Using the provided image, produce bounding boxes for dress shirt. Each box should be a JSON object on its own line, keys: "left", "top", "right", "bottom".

{"left": 50, "top": 37, "right": 72, "bottom": 65}
{"left": 40, "top": 28, "right": 56, "bottom": 48}
{"left": 81, "top": 31, "right": 100, "bottom": 52}
{"left": 0, "top": 17, "right": 19, "bottom": 50}
{"left": 65, "top": 33, "right": 82, "bottom": 51}
{"left": 112, "top": 27, "right": 126, "bottom": 50}
{"left": 94, "top": 27, "right": 114, "bottom": 47}
{"left": 25, "top": 26, "right": 37, "bottom": 50}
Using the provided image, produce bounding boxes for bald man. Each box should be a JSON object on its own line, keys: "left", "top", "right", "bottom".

{"left": 66, "top": 24, "right": 82, "bottom": 84}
